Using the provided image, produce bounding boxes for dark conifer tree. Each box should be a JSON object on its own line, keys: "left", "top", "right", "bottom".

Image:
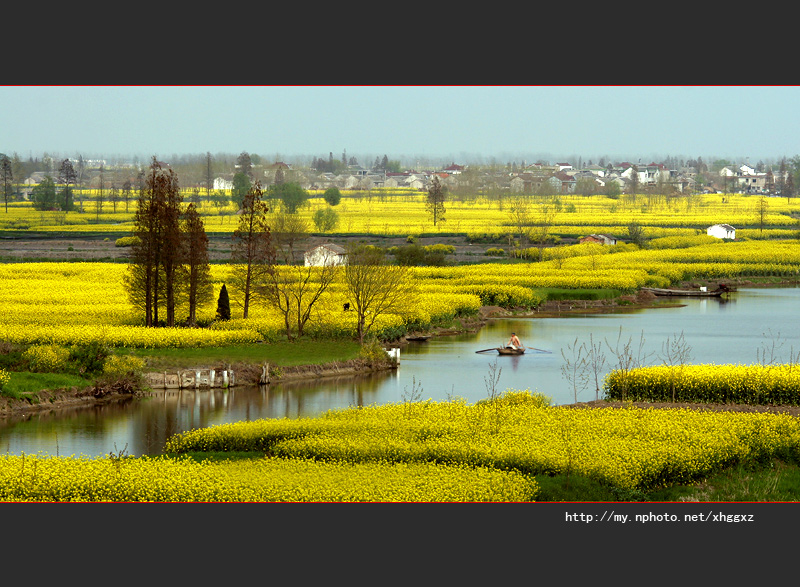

{"left": 216, "top": 284, "right": 231, "bottom": 321}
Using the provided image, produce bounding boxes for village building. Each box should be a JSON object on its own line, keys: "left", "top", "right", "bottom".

{"left": 579, "top": 234, "right": 618, "bottom": 245}
{"left": 707, "top": 224, "right": 736, "bottom": 239}
{"left": 304, "top": 243, "right": 348, "bottom": 267}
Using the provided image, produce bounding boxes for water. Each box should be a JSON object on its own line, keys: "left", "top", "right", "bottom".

{"left": 2, "top": 287, "right": 799, "bottom": 458}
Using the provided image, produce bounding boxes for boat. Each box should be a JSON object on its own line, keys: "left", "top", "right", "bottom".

{"left": 497, "top": 346, "right": 526, "bottom": 355}
{"left": 641, "top": 286, "right": 733, "bottom": 298}
{"left": 406, "top": 334, "right": 432, "bottom": 342}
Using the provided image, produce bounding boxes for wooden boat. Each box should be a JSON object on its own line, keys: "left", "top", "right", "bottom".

{"left": 497, "top": 346, "right": 526, "bottom": 355}
{"left": 641, "top": 287, "right": 732, "bottom": 298}
{"left": 406, "top": 334, "right": 432, "bottom": 342}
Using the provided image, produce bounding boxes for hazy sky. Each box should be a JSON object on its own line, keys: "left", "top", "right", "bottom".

{"left": 2, "top": 85, "right": 798, "bottom": 165}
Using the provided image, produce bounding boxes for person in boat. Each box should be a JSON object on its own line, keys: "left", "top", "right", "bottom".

{"left": 506, "top": 332, "right": 523, "bottom": 350}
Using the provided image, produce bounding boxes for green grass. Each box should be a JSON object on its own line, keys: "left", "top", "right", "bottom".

{"left": 2, "top": 371, "right": 92, "bottom": 398}
{"left": 540, "top": 288, "right": 624, "bottom": 301}
{"left": 126, "top": 339, "right": 363, "bottom": 370}
{"left": 531, "top": 459, "right": 800, "bottom": 502}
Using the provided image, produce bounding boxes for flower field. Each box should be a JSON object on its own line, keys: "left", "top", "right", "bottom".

{"left": 0, "top": 453, "right": 536, "bottom": 502}
{"left": 4, "top": 191, "right": 800, "bottom": 240}
{"left": 604, "top": 363, "right": 800, "bottom": 405}
{"left": 5, "top": 391, "right": 800, "bottom": 500}
{"left": 164, "top": 394, "right": 800, "bottom": 492}
{"left": 2, "top": 229, "right": 799, "bottom": 349}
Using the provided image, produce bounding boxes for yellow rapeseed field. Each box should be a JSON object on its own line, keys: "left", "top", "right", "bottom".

{"left": 164, "top": 395, "right": 800, "bottom": 492}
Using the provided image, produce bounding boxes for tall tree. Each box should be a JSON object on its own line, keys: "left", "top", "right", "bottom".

{"left": 231, "top": 182, "right": 272, "bottom": 319}
{"left": 125, "top": 158, "right": 183, "bottom": 327}
{"left": 0, "top": 154, "right": 12, "bottom": 213}
{"left": 426, "top": 175, "right": 446, "bottom": 226}
{"left": 75, "top": 155, "right": 86, "bottom": 212}
{"left": 180, "top": 203, "right": 213, "bottom": 326}
{"left": 57, "top": 159, "right": 77, "bottom": 212}
{"left": 231, "top": 171, "right": 251, "bottom": 209}
{"left": 236, "top": 151, "right": 253, "bottom": 178}
{"left": 96, "top": 163, "right": 105, "bottom": 220}
{"left": 344, "top": 244, "right": 416, "bottom": 344}
{"left": 121, "top": 179, "right": 132, "bottom": 212}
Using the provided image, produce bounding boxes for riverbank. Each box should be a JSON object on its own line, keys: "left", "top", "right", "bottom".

{"left": 0, "top": 356, "right": 398, "bottom": 417}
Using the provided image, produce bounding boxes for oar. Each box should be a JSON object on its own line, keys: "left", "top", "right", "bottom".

{"left": 527, "top": 347, "right": 552, "bottom": 353}
{"left": 475, "top": 347, "right": 499, "bottom": 354}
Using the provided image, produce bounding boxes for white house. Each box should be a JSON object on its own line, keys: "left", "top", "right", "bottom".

{"left": 707, "top": 224, "right": 736, "bottom": 239}
{"left": 579, "top": 234, "right": 617, "bottom": 245}
{"left": 213, "top": 176, "right": 233, "bottom": 190}
{"left": 304, "top": 243, "right": 348, "bottom": 267}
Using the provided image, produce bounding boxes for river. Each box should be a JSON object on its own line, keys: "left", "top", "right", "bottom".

{"left": 1, "top": 287, "right": 799, "bottom": 458}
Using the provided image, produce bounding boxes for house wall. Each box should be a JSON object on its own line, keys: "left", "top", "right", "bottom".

{"left": 707, "top": 225, "right": 735, "bottom": 239}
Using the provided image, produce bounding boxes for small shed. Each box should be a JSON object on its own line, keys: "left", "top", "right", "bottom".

{"left": 707, "top": 224, "right": 736, "bottom": 240}
{"left": 304, "top": 243, "right": 348, "bottom": 267}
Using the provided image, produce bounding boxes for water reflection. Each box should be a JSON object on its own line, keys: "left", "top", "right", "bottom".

{"left": 1, "top": 287, "right": 798, "bottom": 457}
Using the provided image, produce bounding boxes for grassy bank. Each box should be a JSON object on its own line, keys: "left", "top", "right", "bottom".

{"left": 0, "top": 372, "right": 92, "bottom": 399}
{"left": 125, "top": 339, "right": 364, "bottom": 371}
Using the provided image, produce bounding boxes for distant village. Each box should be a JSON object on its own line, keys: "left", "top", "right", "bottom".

{"left": 211, "top": 160, "right": 791, "bottom": 197}
{"left": 15, "top": 156, "right": 794, "bottom": 199}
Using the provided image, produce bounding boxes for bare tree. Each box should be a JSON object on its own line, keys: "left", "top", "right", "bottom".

{"left": 270, "top": 210, "right": 310, "bottom": 264}
{"left": 756, "top": 195, "right": 769, "bottom": 233}
{"left": 344, "top": 244, "right": 416, "bottom": 344}
{"left": 230, "top": 182, "right": 272, "bottom": 319}
{"left": 259, "top": 240, "right": 338, "bottom": 340}
{"left": 561, "top": 337, "right": 590, "bottom": 403}
{"left": 121, "top": 179, "right": 132, "bottom": 213}
{"left": 658, "top": 331, "right": 692, "bottom": 402}
{"left": 507, "top": 196, "right": 532, "bottom": 246}
{"left": 604, "top": 327, "right": 653, "bottom": 401}
{"left": 586, "top": 333, "right": 607, "bottom": 400}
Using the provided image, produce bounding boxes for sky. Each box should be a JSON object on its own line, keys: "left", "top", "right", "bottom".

{"left": 2, "top": 85, "right": 799, "bottom": 166}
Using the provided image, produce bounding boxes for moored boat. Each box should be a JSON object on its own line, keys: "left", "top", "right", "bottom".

{"left": 641, "top": 286, "right": 733, "bottom": 297}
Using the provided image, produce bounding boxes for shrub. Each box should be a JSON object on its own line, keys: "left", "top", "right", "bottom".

{"left": 115, "top": 236, "right": 141, "bottom": 247}
{"left": 69, "top": 341, "right": 112, "bottom": 376}
{"left": 423, "top": 243, "right": 455, "bottom": 255}
{"left": 22, "top": 344, "right": 71, "bottom": 373}
{"left": 394, "top": 244, "right": 448, "bottom": 266}
{"left": 485, "top": 247, "right": 505, "bottom": 256}
{"left": 0, "top": 368, "right": 10, "bottom": 391}
{"left": 476, "top": 388, "right": 552, "bottom": 407}
{"left": 102, "top": 355, "right": 146, "bottom": 379}
{"left": 323, "top": 187, "right": 342, "bottom": 206}
{"left": 359, "top": 337, "right": 393, "bottom": 364}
